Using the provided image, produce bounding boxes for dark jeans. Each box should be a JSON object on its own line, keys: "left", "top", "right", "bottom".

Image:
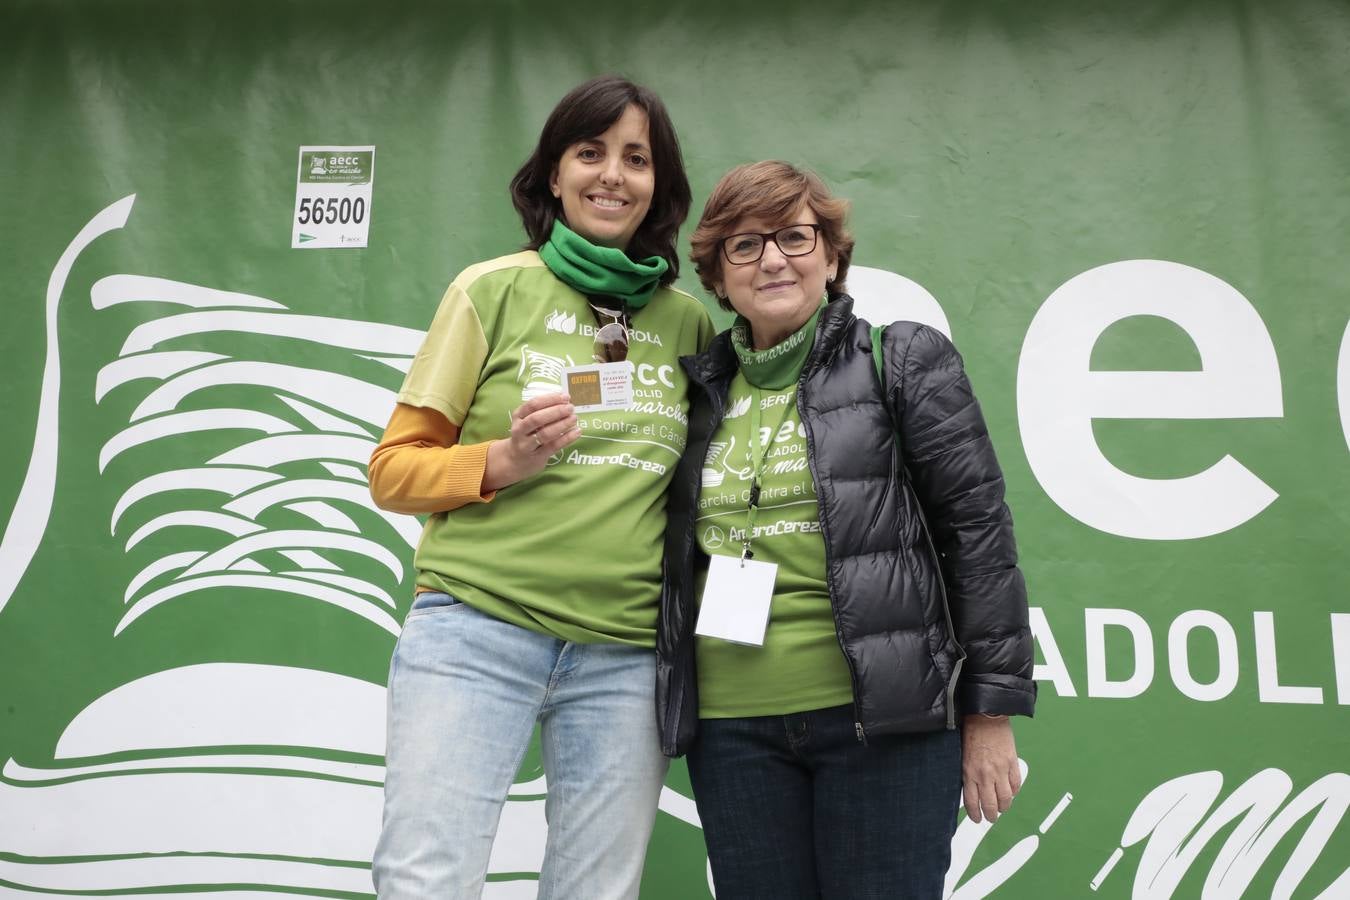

{"left": 687, "top": 704, "right": 961, "bottom": 900}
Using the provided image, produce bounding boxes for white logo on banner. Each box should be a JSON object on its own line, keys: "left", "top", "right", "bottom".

{"left": 1090, "top": 768, "right": 1350, "bottom": 898}
{"left": 1017, "top": 260, "right": 1283, "bottom": 541}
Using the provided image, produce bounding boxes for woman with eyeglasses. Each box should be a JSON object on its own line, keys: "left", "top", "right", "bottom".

{"left": 367, "top": 75, "right": 713, "bottom": 898}
{"left": 657, "top": 160, "right": 1035, "bottom": 898}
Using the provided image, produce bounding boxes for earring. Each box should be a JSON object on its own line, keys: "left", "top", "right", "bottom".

{"left": 827, "top": 274, "right": 835, "bottom": 284}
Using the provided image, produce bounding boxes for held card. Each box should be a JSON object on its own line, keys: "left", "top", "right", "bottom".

{"left": 563, "top": 362, "right": 633, "bottom": 413}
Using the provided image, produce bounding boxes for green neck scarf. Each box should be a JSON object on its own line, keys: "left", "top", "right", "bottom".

{"left": 538, "top": 220, "right": 669, "bottom": 309}
{"left": 731, "top": 301, "right": 826, "bottom": 390}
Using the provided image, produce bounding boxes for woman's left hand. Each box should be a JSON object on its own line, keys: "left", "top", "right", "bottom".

{"left": 961, "top": 715, "right": 1021, "bottom": 824}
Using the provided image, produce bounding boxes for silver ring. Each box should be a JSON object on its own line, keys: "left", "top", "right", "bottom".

{"left": 531, "top": 430, "right": 543, "bottom": 450}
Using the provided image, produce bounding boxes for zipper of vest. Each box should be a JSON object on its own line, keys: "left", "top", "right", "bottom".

{"left": 905, "top": 477, "right": 967, "bottom": 731}
{"left": 794, "top": 365, "right": 869, "bottom": 745}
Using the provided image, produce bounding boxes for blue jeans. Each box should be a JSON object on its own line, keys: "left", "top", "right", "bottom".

{"left": 373, "top": 592, "right": 669, "bottom": 899}
{"left": 687, "top": 704, "right": 961, "bottom": 899}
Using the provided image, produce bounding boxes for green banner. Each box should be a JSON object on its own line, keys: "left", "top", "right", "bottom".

{"left": 2, "top": 1, "right": 1347, "bottom": 897}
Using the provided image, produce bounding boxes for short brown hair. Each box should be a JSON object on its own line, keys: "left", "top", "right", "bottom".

{"left": 510, "top": 75, "right": 690, "bottom": 287}
{"left": 690, "top": 161, "right": 854, "bottom": 309}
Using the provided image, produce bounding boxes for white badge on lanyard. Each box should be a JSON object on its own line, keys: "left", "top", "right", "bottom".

{"left": 694, "top": 385, "right": 789, "bottom": 648}
{"left": 695, "top": 554, "right": 777, "bottom": 646}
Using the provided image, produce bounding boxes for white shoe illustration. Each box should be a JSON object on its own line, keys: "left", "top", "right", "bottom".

{"left": 517, "top": 345, "right": 575, "bottom": 402}
{"left": 0, "top": 195, "right": 643, "bottom": 898}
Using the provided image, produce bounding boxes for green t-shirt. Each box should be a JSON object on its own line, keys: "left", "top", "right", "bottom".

{"left": 400, "top": 251, "right": 714, "bottom": 646}
{"left": 694, "top": 307, "right": 854, "bottom": 717}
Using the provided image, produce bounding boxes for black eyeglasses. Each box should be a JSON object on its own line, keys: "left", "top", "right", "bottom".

{"left": 721, "top": 223, "right": 822, "bottom": 265}
{"left": 590, "top": 300, "right": 630, "bottom": 363}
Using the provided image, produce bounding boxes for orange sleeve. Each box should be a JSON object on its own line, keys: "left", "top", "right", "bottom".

{"left": 368, "top": 403, "right": 497, "bottom": 514}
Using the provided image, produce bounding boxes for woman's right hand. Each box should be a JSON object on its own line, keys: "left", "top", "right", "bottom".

{"left": 482, "top": 393, "right": 580, "bottom": 491}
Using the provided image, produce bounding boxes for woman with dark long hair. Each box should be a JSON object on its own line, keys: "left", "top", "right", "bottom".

{"left": 369, "top": 75, "right": 712, "bottom": 898}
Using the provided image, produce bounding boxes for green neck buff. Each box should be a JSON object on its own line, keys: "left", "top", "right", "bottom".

{"left": 538, "top": 220, "right": 669, "bottom": 310}
{"left": 731, "top": 300, "right": 826, "bottom": 390}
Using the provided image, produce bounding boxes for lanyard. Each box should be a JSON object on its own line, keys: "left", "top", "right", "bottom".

{"left": 740, "top": 386, "right": 793, "bottom": 564}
